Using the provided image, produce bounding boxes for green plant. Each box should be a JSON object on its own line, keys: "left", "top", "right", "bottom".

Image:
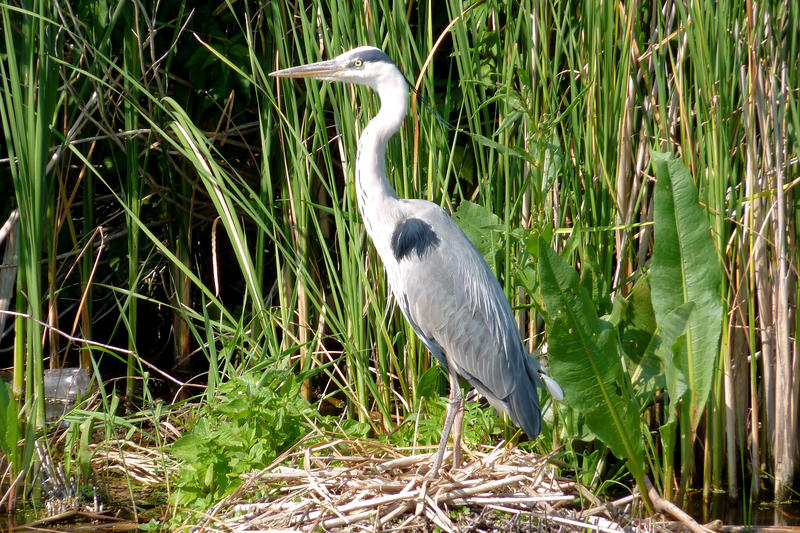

{"left": 650, "top": 152, "right": 722, "bottom": 498}
{"left": 0, "top": 0, "right": 60, "bottom": 509}
{"left": 0, "top": 381, "right": 35, "bottom": 510}
{"left": 170, "top": 371, "right": 317, "bottom": 510}
{"left": 538, "top": 238, "right": 652, "bottom": 510}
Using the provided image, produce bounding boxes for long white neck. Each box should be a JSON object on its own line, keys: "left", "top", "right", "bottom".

{"left": 355, "top": 72, "right": 409, "bottom": 237}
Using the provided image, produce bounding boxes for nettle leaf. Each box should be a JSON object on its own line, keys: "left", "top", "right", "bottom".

{"left": 170, "top": 371, "right": 317, "bottom": 510}
{"left": 534, "top": 134, "right": 562, "bottom": 197}
{"left": 172, "top": 432, "right": 203, "bottom": 461}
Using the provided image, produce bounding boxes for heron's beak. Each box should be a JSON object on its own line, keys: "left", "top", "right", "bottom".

{"left": 269, "top": 59, "right": 343, "bottom": 80}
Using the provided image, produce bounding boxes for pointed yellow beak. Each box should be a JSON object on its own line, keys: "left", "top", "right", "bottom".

{"left": 269, "top": 59, "right": 344, "bottom": 80}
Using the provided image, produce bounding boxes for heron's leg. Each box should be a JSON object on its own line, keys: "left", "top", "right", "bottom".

{"left": 451, "top": 392, "right": 465, "bottom": 468}
{"left": 430, "top": 369, "right": 463, "bottom": 477}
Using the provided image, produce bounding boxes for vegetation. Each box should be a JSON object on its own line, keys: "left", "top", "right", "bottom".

{"left": 0, "top": 0, "right": 797, "bottom": 525}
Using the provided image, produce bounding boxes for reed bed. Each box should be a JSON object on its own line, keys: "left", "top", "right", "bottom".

{"left": 177, "top": 442, "right": 642, "bottom": 532}
{"left": 0, "top": 0, "right": 798, "bottom": 524}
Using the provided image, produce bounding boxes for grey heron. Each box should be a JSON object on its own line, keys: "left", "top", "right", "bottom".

{"left": 271, "top": 46, "right": 562, "bottom": 476}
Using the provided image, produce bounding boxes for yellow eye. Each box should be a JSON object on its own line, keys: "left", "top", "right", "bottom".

{"left": 353, "top": 58, "right": 364, "bottom": 68}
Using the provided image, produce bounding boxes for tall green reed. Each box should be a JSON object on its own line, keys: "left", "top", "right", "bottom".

{"left": 0, "top": 0, "right": 58, "bottom": 426}
{"left": 122, "top": 4, "right": 143, "bottom": 401}
{"left": 0, "top": 0, "right": 59, "bottom": 509}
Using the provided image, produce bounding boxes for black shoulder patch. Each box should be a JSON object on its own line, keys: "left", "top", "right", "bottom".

{"left": 391, "top": 218, "right": 440, "bottom": 261}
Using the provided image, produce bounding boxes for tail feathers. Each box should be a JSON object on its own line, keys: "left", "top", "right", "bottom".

{"left": 527, "top": 347, "right": 564, "bottom": 401}
{"left": 507, "top": 352, "right": 564, "bottom": 439}
{"left": 540, "top": 373, "right": 564, "bottom": 401}
{"left": 507, "top": 378, "right": 542, "bottom": 439}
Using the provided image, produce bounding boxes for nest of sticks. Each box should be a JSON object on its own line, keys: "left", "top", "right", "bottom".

{"left": 194, "top": 440, "right": 656, "bottom": 532}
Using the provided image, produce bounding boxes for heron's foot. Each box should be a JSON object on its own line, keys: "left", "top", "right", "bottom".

{"left": 452, "top": 401, "right": 465, "bottom": 469}
{"left": 429, "top": 443, "right": 447, "bottom": 478}
{"left": 429, "top": 443, "right": 466, "bottom": 478}
{"left": 452, "top": 441, "right": 462, "bottom": 470}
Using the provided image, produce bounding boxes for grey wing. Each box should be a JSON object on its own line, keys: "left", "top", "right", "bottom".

{"left": 391, "top": 202, "right": 542, "bottom": 437}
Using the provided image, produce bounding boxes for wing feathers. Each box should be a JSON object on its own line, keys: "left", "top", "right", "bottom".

{"left": 391, "top": 202, "right": 543, "bottom": 438}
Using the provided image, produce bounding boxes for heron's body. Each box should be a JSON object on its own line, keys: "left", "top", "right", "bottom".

{"left": 271, "top": 46, "right": 560, "bottom": 476}
{"left": 367, "top": 197, "right": 544, "bottom": 438}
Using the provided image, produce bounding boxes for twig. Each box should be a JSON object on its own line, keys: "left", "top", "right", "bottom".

{"left": 546, "top": 513, "right": 627, "bottom": 533}
{"left": 376, "top": 451, "right": 435, "bottom": 471}
{"left": 645, "top": 475, "right": 714, "bottom": 533}
{"left": 0, "top": 309, "right": 196, "bottom": 389}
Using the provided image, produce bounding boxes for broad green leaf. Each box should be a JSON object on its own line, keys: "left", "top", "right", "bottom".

{"left": 417, "top": 367, "right": 443, "bottom": 399}
{"left": 656, "top": 302, "right": 694, "bottom": 421}
{"left": 172, "top": 431, "right": 203, "bottom": 461}
{"left": 452, "top": 201, "right": 504, "bottom": 268}
{"left": 651, "top": 152, "right": 723, "bottom": 432}
{"left": 614, "top": 278, "right": 657, "bottom": 364}
{"left": 538, "top": 242, "right": 644, "bottom": 481}
{"left": 615, "top": 279, "right": 663, "bottom": 406}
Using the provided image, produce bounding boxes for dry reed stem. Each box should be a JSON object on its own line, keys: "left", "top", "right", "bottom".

{"left": 86, "top": 436, "right": 684, "bottom": 532}
{"left": 186, "top": 440, "right": 655, "bottom": 532}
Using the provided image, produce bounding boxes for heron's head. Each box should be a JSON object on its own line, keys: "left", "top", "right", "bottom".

{"left": 269, "top": 46, "right": 406, "bottom": 93}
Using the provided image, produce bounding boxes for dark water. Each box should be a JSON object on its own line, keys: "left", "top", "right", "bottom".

{"left": 684, "top": 491, "right": 800, "bottom": 526}
{"left": 1, "top": 511, "right": 139, "bottom": 532}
